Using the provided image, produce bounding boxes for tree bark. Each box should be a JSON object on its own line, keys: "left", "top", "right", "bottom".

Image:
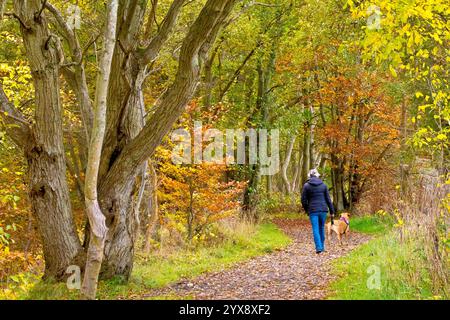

{"left": 45, "top": 1, "right": 94, "bottom": 143}
{"left": 14, "top": 0, "right": 84, "bottom": 279}
{"left": 242, "top": 164, "right": 259, "bottom": 222}
{"left": 81, "top": 0, "right": 118, "bottom": 300}
{"left": 301, "top": 121, "right": 311, "bottom": 186}
{"left": 281, "top": 136, "right": 296, "bottom": 194}
{"left": 143, "top": 162, "right": 159, "bottom": 254}
{"left": 331, "top": 154, "right": 346, "bottom": 212}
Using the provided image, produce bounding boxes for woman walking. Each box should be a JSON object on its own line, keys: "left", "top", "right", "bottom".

{"left": 301, "top": 169, "right": 335, "bottom": 254}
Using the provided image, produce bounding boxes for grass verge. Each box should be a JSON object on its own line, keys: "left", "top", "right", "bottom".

{"left": 328, "top": 215, "right": 447, "bottom": 300}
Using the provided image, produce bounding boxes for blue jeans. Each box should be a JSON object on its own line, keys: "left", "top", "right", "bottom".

{"left": 309, "top": 211, "right": 327, "bottom": 252}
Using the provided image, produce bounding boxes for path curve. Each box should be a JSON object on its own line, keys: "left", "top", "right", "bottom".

{"left": 142, "top": 218, "right": 371, "bottom": 300}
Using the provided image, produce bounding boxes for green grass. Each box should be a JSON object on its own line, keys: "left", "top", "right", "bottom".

{"left": 328, "top": 215, "right": 445, "bottom": 300}
{"left": 22, "top": 222, "right": 291, "bottom": 300}
{"left": 350, "top": 215, "right": 393, "bottom": 234}
{"left": 327, "top": 234, "right": 440, "bottom": 300}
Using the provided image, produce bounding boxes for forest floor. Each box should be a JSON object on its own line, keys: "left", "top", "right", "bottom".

{"left": 140, "top": 218, "right": 372, "bottom": 300}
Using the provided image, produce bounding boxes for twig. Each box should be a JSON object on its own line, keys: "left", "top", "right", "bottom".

{"left": 35, "top": 0, "right": 48, "bottom": 22}
{"left": 3, "top": 12, "right": 31, "bottom": 30}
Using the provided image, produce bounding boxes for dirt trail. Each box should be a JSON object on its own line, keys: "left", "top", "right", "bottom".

{"left": 142, "top": 218, "right": 371, "bottom": 300}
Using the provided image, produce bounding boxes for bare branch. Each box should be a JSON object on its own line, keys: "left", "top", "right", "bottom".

{"left": 3, "top": 12, "right": 31, "bottom": 30}
{"left": 143, "top": 0, "right": 159, "bottom": 39}
{"left": 35, "top": 0, "right": 48, "bottom": 21}
{"left": 45, "top": 1, "right": 81, "bottom": 61}
{"left": 139, "top": 0, "right": 186, "bottom": 66}
{"left": 252, "top": 1, "right": 281, "bottom": 8}
{"left": 82, "top": 33, "right": 102, "bottom": 57}
{"left": 217, "top": 44, "right": 259, "bottom": 102}
{"left": 0, "top": 83, "right": 31, "bottom": 148}
{"left": 45, "top": 2, "right": 93, "bottom": 142}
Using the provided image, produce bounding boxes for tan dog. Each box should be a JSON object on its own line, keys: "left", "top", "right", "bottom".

{"left": 326, "top": 212, "right": 350, "bottom": 245}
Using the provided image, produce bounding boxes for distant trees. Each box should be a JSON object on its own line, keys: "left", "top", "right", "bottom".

{"left": 200, "top": 0, "right": 401, "bottom": 212}
{"left": 318, "top": 71, "right": 400, "bottom": 211}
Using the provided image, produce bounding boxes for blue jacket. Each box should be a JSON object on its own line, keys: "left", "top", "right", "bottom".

{"left": 301, "top": 177, "right": 335, "bottom": 214}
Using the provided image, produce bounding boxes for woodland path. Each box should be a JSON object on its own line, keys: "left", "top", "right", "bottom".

{"left": 141, "top": 218, "right": 371, "bottom": 300}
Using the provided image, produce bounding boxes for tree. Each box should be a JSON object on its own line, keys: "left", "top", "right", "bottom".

{"left": 81, "top": 0, "right": 118, "bottom": 300}
{"left": 0, "top": 0, "right": 237, "bottom": 283}
{"left": 1, "top": 0, "right": 84, "bottom": 279}
{"left": 94, "top": 0, "right": 237, "bottom": 279}
{"left": 318, "top": 70, "right": 400, "bottom": 210}
{"left": 158, "top": 159, "right": 244, "bottom": 242}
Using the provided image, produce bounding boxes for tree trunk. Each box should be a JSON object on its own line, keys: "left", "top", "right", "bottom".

{"left": 143, "top": 162, "right": 159, "bottom": 254}
{"left": 242, "top": 164, "right": 259, "bottom": 222}
{"left": 187, "top": 180, "right": 195, "bottom": 241}
{"left": 281, "top": 136, "right": 296, "bottom": 194}
{"left": 89, "top": 0, "right": 183, "bottom": 278}
{"left": 81, "top": 0, "right": 118, "bottom": 300}
{"left": 309, "top": 105, "right": 315, "bottom": 169}
{"left": 331, "top": 155, "right": 346, "bottom": 212}
{"left": 301, "top": 122, "right": 311, "bottom": 186}
{"left": 15, "top": 0, "right": 83, "bottom": 279}
{"left": 266, "top": 175, "right": 273, "bottom": 194}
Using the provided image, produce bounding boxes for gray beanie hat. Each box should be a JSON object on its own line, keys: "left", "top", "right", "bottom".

{"left": 308, "top": 168, "right": 320, "bottom": 178}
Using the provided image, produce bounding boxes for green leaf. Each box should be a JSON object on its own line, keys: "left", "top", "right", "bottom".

{"left": 389, "top": 65, "right": 397, "bottom": 77}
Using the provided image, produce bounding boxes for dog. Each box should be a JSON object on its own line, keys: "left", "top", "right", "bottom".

{"left": 326, "top": 212, "right": 350, "bottom": 245}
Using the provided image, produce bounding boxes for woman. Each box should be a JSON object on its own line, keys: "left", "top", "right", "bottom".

{"left": 301, "top": 169, "right": 335, "bottom": 254}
